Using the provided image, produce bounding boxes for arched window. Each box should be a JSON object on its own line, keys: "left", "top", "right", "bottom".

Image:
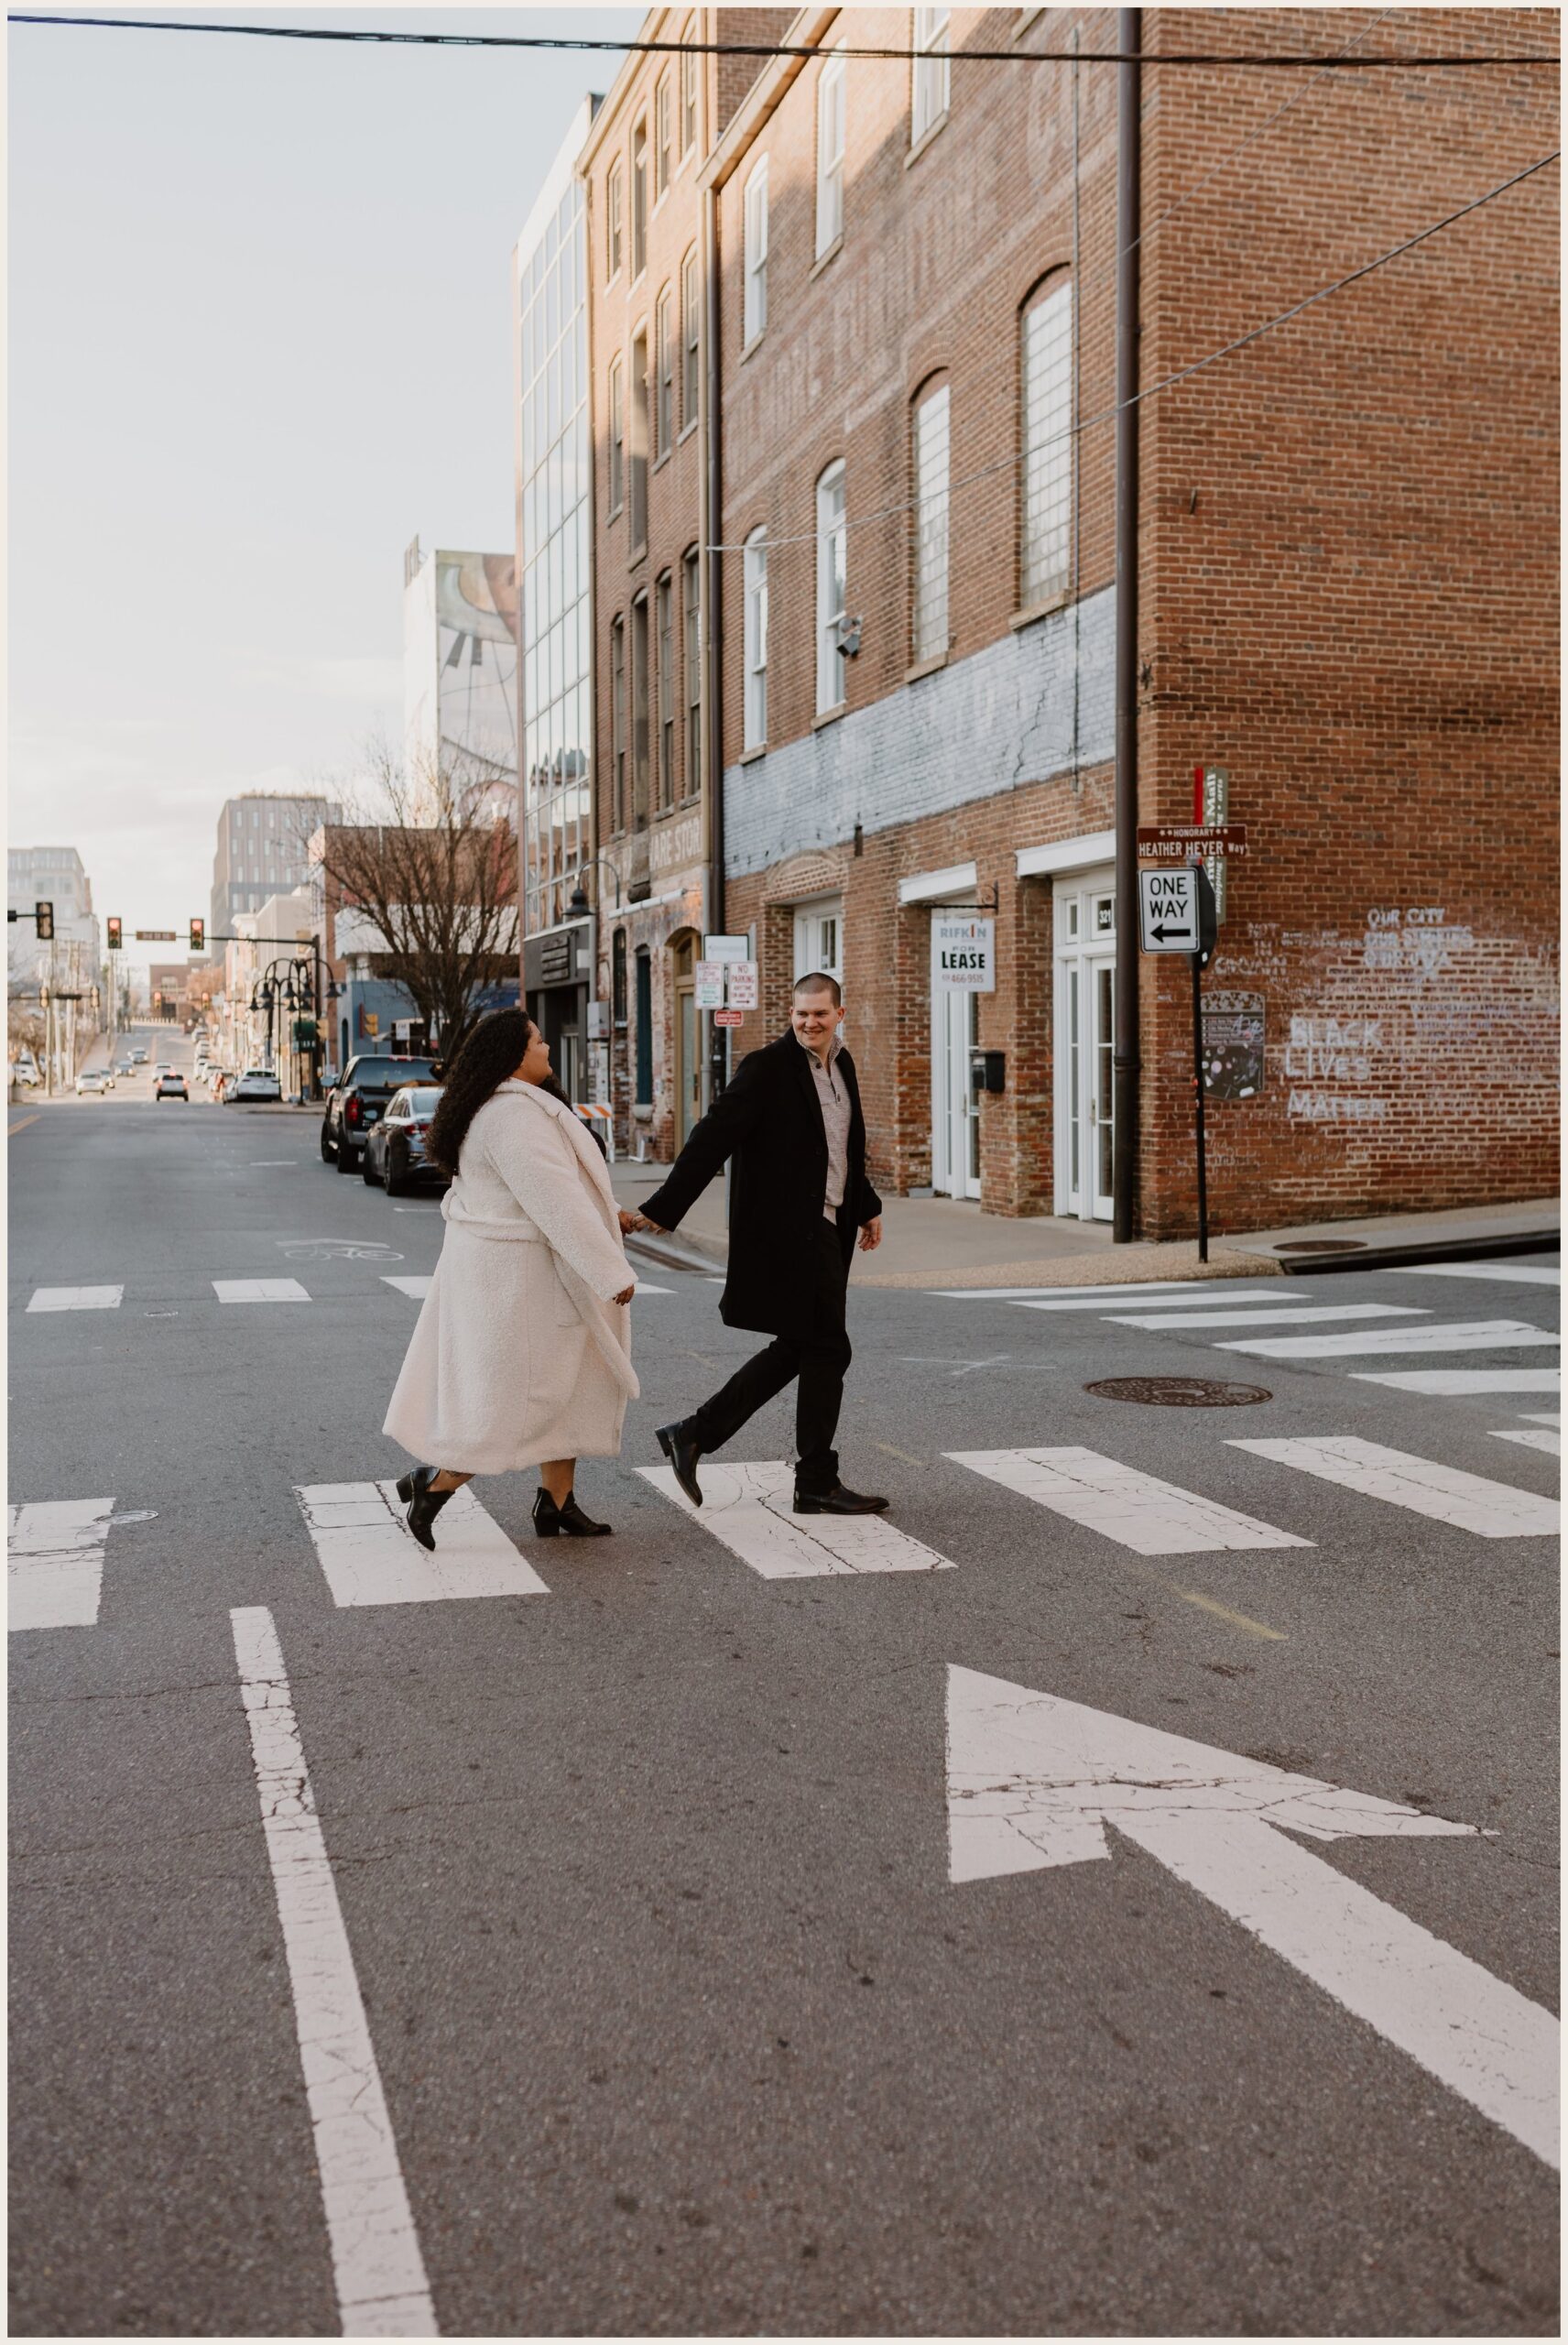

{"left": 1021, "top": 272, "right": 1073, "bottom": 606}
{"left": 815, "top": 460, "right": 847, "bottom": 714}
{"left": 911, "top": 378, "right": 950, "bottom": 663}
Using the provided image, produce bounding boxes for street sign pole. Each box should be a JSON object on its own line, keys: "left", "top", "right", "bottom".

{"left": 1189, "top": 863, "right": 1218, "bottom": 1263}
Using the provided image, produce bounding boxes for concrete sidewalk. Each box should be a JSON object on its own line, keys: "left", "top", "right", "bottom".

{"left": 612, "top": 1155, "right": 1557, "bottom": 1291}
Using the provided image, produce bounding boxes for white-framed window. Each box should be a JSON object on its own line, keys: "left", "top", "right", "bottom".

{"left": 743, "top": 527, "right": 768, "bottom": 750}
{"left": 683, "top": 546, "right": 702, "bottom": 798}
{"left": 681, "top": 16, "right": 699, "bottom": 154}
{"left": 815, "top": 50, "right": 845, "bottom": 255}
{"left": 681, "top": 245, "right": 700, "bottom": 427}
{"left": 1021, "top": 273, "right": 1073, "bottom": 606}
{"left": 743, "top": 158, "right": 768, "bottom": 346}
{"left": 606, "top": 162, "right": 624, "bottom": 279}
{"left": 655, "top": 73, "right": 672, "bottom": 200}
{"left": 655, "top": 286, "right": 674, "bottom": 456}
{"left": 911, "top": 380, "right": 950, "bottom": 663}
{"left": 631, "top": 122, "right": 648, "bottom": 277}
{"left": 912, "top": 5, "right": 950, "bottom": 145}
{"left": 815, "top": 460, "right": 847, "bottom": 714}
{"left": 792, "top": 896, "right": 844, "bottom": 988}
{"left": 607, "top": 356, "right": 625, "bottom": 513}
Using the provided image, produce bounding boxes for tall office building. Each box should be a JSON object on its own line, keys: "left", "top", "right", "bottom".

{"left": 402, "top": 539, "right": 519, "bottom": 825}
{"left": 210, "top": 793, "right": 338, "bottom": 943}
{"left": 515, "top": 93, "right": 599, "bottom": 1101}
{"left": 7, "top": 845, "right": 98, "bottom": 988}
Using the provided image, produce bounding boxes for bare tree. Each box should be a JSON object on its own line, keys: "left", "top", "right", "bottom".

{"left": 309, "top": 737, "right": 518, "bottom": 1058}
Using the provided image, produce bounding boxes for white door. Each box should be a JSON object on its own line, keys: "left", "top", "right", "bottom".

{"left": 932, "top": 985, "right": 981, "bottom": 1198}
{"left": 1053, "top": 868, "right": 1116, "bottom": 1220}
{"left": 792, "top": 896, "right": 844, "bottom": 989}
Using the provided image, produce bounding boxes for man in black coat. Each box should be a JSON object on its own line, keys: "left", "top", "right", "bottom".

{"left": 626, "top": 972, "right": 888, "bottom": 1515}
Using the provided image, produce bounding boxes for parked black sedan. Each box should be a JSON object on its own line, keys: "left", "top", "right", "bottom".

{"left": 320, "top": 1053, "right": 438, "bottom": 1173}
{"left": 361, "top": 1085, "right": 448, "bottom": 1196}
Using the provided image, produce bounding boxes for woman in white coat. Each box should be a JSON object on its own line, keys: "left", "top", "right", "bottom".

{"left": 384, "top": 1008, "right": 638, "bottom": 1546}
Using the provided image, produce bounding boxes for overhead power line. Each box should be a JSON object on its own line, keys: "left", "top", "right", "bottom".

{"left": 5, "top": 14, "right": 1561, "bottom": 66}
{"left": 707, "top": 147, "right": 1561, "bottom": 552}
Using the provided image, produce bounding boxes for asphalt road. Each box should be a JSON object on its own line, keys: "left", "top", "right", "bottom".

{"left": 9, "top": 1053, "right": 1560, "bottom": 2337}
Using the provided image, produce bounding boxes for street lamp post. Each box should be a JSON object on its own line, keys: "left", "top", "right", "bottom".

{"left": 566, "top": 859, "right": 624, "bottom": 1111}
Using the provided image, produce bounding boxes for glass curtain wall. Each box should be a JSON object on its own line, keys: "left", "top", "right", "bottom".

{"left": 519, "top": 179, "right": 593, "bottom": 936}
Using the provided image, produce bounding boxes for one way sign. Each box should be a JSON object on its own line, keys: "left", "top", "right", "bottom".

{"left": 1138, "top": 867, "right": 1200, "bottom": 953}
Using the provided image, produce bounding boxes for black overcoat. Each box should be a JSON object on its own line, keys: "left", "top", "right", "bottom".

{"left": 639, "top": 1031, "right": 882, "bottom": 1337}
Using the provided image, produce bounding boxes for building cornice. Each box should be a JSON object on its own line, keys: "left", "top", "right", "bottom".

{"left": 698, "top": 6, "right": 839, "bottom": 193}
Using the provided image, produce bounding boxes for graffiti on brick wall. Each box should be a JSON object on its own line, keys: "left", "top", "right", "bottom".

{"left": 1205, "top": 907, "right": 1558, "bottom": 1138}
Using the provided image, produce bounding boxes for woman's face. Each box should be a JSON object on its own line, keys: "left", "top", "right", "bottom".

{"left": 514, "top": 1024, "right": 553, "bottom": 1085}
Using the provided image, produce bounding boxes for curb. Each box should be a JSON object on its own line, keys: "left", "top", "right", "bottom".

{"left": 1280, "top": 1228, "right": 1559, "bottom": 1277}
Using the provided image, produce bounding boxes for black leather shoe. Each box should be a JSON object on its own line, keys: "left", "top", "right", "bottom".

{"left": 533, "top": 1487, "right": 613, "bottom": 1538}
{"left": 396, "top": 1465, "right": 456, "bottom": 1551}
{"left": 656, "top": 1421, "right": 703, "bottom": 1508}
{"left": 793, "top": 1480, "right": 889, "bottom": 1515}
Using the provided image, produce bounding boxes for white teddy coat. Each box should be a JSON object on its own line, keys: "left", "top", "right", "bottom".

{"left": 383, "top": 1081, "right": 638, "bottom": 1475}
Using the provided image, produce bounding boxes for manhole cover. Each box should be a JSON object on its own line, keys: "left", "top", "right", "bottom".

{"left": 1086, "top": 1376, "right": 1273, "bottom": 1407}
{"left": 1275, "top": 1238, "right": 1365, "bottom": 1254}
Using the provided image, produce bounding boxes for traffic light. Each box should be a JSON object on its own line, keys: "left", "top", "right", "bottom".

{"left": 106, "top": 917, "right": 124, "bottom": 952}
{"left": 35, "top": 901, "right": 54, "bottom": 941}
{"left": 189, "top": 917, "right": 205, "bottom": 954}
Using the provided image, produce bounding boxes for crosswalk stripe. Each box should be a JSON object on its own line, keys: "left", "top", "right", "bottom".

{"left": 1390, "top": 1262, "right": 1560, "bottom": 1287}
{"left": 1228, "top": 1436, "right": 1559, "bottom": 1538}
{"left": 940, "top": 1281, "right": 1201, "bottom": 1302}
{"left": 1351, "top": 1368, "right": 1561, "bottom": 1396}
{"left": 1105, "top": 1303, "right": 1428, "bottom": 1332}
{"left": 230, "top": 1608, "right": 439, "bottom": 2337}
{"left": 7, "top": 1498, "right": 115, "bottom": 1630}
{"left": 1491, "top": 1429, "right": 1560, "bottom": 1456}
{"left": 26, "top": 1285, "right": 124, "bottom": 1313}
{"left": 632, "top": 1281, "right": 672, "bottom": 1294}
{"left": 637, "top": 1460, "right": 955, "bottom": 1578}
{"left": 1218, "top": 1318, "right": 1559, "bottom": 1360}
{"left": 295, "top": 1481, "right": 550, "bottom": 1606}
{"left": 382, "top": 1275, "right": 432, "bottom": 1300}
{"left": 1519, "top": 1412, "right": 1561, "bottom": 1427}
{"left": 947, "top": 1447, "right": 1311, "bottom": 1556}
{"left": 1009, "top": 1288, "right": 1297, "bottom": 1314}
{"left": 213, "top": 1279, "right": 311, "bottom": 1303}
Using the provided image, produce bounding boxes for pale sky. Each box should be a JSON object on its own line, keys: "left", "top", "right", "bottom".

{"left": 9, "top": 3, "right": 642, "bottom": 975}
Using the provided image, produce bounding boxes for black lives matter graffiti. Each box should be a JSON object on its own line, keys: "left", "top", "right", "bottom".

{"left": 1202, "top": 991, "right": 1265, "bottom": 1101}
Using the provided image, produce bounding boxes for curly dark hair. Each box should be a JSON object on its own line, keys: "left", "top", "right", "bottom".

{"left": 424, "top": 1008, "right": 537, "bottom": 1176}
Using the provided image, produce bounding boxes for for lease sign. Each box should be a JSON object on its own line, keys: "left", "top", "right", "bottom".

{"left": 932, "top": 917, "right": 996, "bottom": 992}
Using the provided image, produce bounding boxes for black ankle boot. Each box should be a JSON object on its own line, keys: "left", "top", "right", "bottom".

{"left": 396, "top": 1465, "right": 456, "bottom": 1552}
{"left": 532, "top": 1487, "right": 613, "bottom": 1538}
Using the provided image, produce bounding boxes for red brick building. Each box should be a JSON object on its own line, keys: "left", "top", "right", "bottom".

{"left": 581, "top": 7, "right": 1557, "bottom": 1232}
{"left": 704, "top": 5, "right": 1558, "bottom": 1233}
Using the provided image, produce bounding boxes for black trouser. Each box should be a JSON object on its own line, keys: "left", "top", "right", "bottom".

{"left": 688, "top": 1218, "right": 852, "bottom": 1491}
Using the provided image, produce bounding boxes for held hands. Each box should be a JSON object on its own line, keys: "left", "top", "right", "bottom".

{"left": 617, "top": 1207, "right": 668, "bottom": 1235}
{"left": 857, "top": 1216, "right": 883, "bottom": 1252}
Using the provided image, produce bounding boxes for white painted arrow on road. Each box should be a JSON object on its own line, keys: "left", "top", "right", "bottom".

{"left": 945, "top": 1667, "right": 1557, "bottom": 2167}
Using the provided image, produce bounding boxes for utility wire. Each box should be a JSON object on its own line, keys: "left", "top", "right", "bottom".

{"left": 5, "top": 14, "right": 1561, "bottom": 66}
{"left": 705, "top": 147, "right": 1560, "bottom": 552}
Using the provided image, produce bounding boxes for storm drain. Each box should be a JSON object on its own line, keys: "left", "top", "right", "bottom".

{"left": 1085, "top": 1375, "right": 1273, "bottom": 1407}
{"left": 1275, "top": 1238, "right": 1366, "bottom": 1254}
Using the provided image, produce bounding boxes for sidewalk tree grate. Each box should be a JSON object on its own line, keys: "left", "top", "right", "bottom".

{"left": 1086, "top": 1376, "right": 1273, "bottom": 1408}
